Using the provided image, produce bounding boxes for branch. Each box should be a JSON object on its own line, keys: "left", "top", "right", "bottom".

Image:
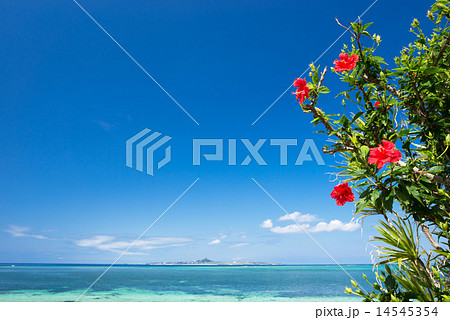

{"left": 334, "top": 18, "right": 356, "bottom": 38}
{"left": 323, "top": 146, "right": 356, "bottom": 155}
{"left": 303, "top": 67, "right": 344, "bottom": 140}
{"left": 411, "top": 82, "right": 427, "bottom": 117}
{"left": 397, "top": 161, "right": 450, "bottom": 187}
{"left": 421, "top": 224, "right": 444, "bottom": 251}
{"left": 363, "top": 74, "right": 402, "bottom": 99}
{"left": 317, "top": 66, "right": 327, "bottom": 89}
{"left": 303, "top": 103, "right": 342, "bottom": 139}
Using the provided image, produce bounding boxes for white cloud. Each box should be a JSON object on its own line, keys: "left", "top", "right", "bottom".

{"left": 260, "top": 219, "right": 273, "bottom": 228}
{"left": 93, "top": 120, "right": 116, "bottom": 132}
{"left": 75, "top": 236, "right": 193, "bottom": 253}
{"left": 261, "top": 210, "right": 361, "bottom": 234}
{"left": 269, "top": 220, "right": 360, "bottom": 234}
{"left": 271, "top": 224, "right": 309, "bottom": 234}
{"left": 75, "top": 235, "right": 115, "bottom": 247}
{"left": 308, "top": 220, "right": 361, "bottom": 233}
{"left": 5, "top": 225, "right": 50, "bottom": 240}
{"left": 278, "top": 212, "right": 317, "bottom": 223}
{"left": 208, "top": 239, "right": 221, "bottom": 245}
{"left": 5, "top": 225, "right": 193, "bottom": 255}
{"left": 229, "top": 243, "right": 249, "bottom": 248}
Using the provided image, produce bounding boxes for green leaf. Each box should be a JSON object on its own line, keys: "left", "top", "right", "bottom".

{"left": 406, "top": 184, "right": 424, "bottom": 204}
{"left": 318, "top": 86, "right": 330, "bottom": 94}
{"left": 351, "top": 169, "right": 367, "bottom": 176}
{"left": 360, "top": 146, "right": 369, "bottom": 158}
{"left": 362, "top": 22, "right": 374, "bottom": 30}
{"left": 349, "top": 111, "right": 364, "bottom": 125}
{"left": 371, "top": 190, "right": 380, "bottom": 203}
{"left": 422, "top": 67, "right": 446, "bottom": 76}
{"left": 398, "top": 129, "right": 410, "bottom": 137}
{"left": 385, "top": 275, "right": 397, "bottom": 291}
{"left": 428, "top": 166, "right": 444, "bottom": 174}
{"left": 312, "top": 68, "right": 319, "bottom": 84}
{"left": 356, "top": 198, "right": 369, "bottom": 214}
{"left": 372, "top": 56, "right": 386, "bottom": 64}
{"left": 381, "top": 190, "right": 395, "bottom": 212}
{"left": 339, "top": 115, "right": 350, "bottom": 128}
{"left": 395, "top": 186, "right": 410, "bottom": 205}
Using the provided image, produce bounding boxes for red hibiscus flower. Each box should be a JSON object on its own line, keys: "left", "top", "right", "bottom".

{"left": 374, "top": 102, "right": 381, "bottom": 109}
{"left": 334, "top": 53, "right": 359, "bottom": 72}
{"left": 292, "top": 78, "right": 310, "bottom": 105}
{"left": 368, "top": 140, "right": 402, "bottom": 169}
{"left": 331, "top": 182, "right": 355, "bottom": 206}
{"left": 293, "top": 78, "right": 306, "bottom": 88}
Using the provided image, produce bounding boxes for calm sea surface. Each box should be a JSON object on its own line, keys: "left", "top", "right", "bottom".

{"left": 0, "top": 264, "right": 376, "bottom": 302}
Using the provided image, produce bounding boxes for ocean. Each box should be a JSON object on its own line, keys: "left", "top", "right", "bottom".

{"left": 0, "top": 264, "right": 376, "bottom": 302}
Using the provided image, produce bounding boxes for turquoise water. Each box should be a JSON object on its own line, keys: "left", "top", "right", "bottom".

{"left": 0, "top": 264, "right": 375, "bottom": 302}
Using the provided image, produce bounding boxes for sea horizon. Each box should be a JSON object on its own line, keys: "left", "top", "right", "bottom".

{"left": 0, "top": 262, "right": 374, "bottom": 266}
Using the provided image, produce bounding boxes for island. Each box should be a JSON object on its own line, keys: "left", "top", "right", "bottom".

{"left": 144, "top": 258, "right": 278, "bottom": 266}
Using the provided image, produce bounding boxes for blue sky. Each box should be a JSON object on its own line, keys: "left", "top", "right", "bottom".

{"left": 0, "top": 0, "right": 434, "bottom": 264}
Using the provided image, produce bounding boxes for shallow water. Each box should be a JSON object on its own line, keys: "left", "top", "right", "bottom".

{"left": 0, "top": 264, "right": 375, "bottom": 302}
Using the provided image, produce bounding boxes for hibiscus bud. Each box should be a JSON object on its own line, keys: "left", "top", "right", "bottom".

{"left": 372, "top": 34, "right": 381, "bottom": 44}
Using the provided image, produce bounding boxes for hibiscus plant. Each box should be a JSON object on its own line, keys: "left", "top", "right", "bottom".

{"left": 294, "top": 0, "right": 450, "bottom": 301}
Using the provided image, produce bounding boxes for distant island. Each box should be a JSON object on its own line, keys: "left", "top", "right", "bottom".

{"left": 145, "top": 258, "right": 277, "bottom": 266}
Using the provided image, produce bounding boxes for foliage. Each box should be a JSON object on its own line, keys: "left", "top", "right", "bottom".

{"left": 298, "top": 0, "right": 450, "bottom": 301}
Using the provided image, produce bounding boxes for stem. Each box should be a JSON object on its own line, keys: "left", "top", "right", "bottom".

{"left": 434, "top": 31, "right": 450, "bottom": 67}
